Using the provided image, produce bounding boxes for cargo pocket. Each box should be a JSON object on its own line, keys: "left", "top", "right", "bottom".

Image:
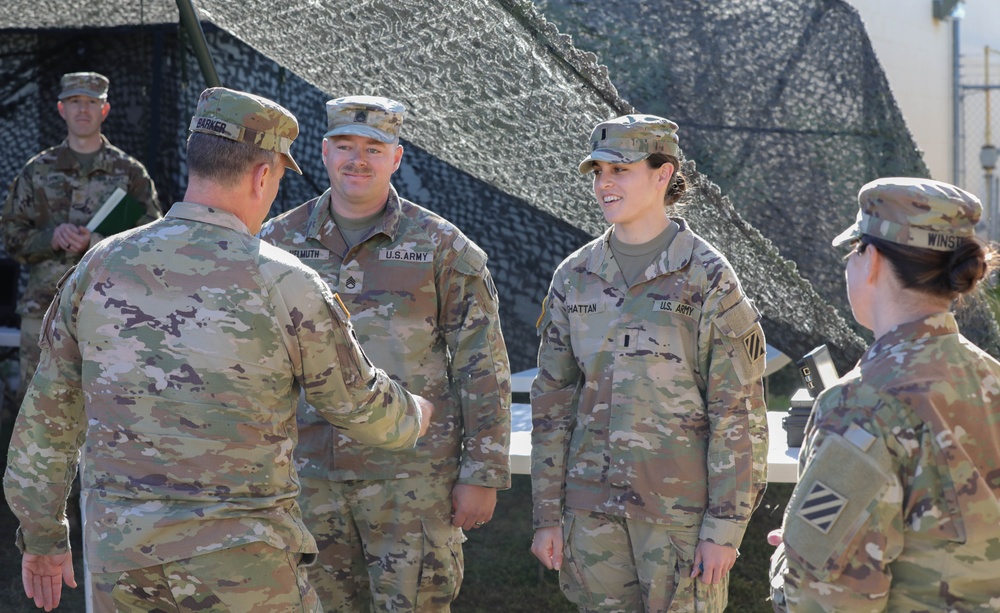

{"left": 559, "top": 510, "right": 596, "bottom": 608}
{"left": 417, "top": 517, "right": 466, "bottom": 606}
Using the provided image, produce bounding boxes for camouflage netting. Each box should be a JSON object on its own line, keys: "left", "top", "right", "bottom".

{"left": 529, "top": 0, "right": 1000, "bottom": 363}
{"left": 4, "top": 0, "right": 993, "bottom": 375}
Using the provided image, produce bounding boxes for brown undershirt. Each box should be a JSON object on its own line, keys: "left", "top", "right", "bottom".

{"left": 609, "top": 221, "right": 679, "bottom": 287}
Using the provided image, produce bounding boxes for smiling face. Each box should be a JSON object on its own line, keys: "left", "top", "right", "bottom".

{"left": 322, "top": 134, "right": 403, "bottom": 217}
{"left": 57, "top": 95, "right": 109, "bottom": 140}
{"left": 591, "top": 159, "right": 674, "bottom": 234}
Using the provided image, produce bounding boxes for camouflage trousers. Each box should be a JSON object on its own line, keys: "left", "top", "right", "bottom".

{"left": 90, "top": 541, "right": 320, "bottom": 612}
{"left": 15, "top": 316, "right": 41, "bottom": 409}
{"left": 560, "top": 509, "right": 728, "bottom": 613}
{"left": 298, "top": 475, "right": 466, "bottom": 612}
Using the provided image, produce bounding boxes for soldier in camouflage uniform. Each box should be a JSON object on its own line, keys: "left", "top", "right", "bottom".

{"left": 530, "top": 115, "right": 768, "bottom": 612}
{"left": 769, "top": 177, "right": 1000, "bottom": 612}
{"left": 0, "top": 72, "right": 161, "bottom": 408}
{"left": 260, "top": 95, "right": 511, "bottom": 612}
{"left": 3, "top": 87, "right": 432, "bottom": 613}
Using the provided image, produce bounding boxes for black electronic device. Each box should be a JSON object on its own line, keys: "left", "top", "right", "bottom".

{"left": 782, "top": 344, "right": 840, "bottom": 448}
{"left": 796, "top": 344, "right": 839, "bottom": 399}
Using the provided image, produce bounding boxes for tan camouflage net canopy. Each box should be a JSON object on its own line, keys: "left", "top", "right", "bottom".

{"left": 3, "top": 0, "right": 997, "bottom": 374}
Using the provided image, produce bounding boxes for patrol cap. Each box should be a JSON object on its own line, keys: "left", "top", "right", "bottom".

{"left": 832, "top": 177, "right": 982, "bottom": 252}
{"left": 324, "top": 95, "right": 405, "bottom": 143}
{"left": 59, "top": 72, "right": 109, "bottom": 100}
{"left": 579, "top": 114, "right": 680, "bottom": 174}
{"left": 189, "top": 87, "right": 302, "bottom": 174}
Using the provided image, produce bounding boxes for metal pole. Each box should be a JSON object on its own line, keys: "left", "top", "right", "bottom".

{"left": 953, "top": 16, "right": 961, "bottom": 185}
{"left": 987, "top": 46, "right": 992, "bottom": 146}
{"left": 988, "top": 47, "right": 996, "bottom": 242}
{"left": 176, "top": 0, "right": 221, "bottom": 88}
{"left": 994, "top": 174, "right": 1000, "bottom": 243}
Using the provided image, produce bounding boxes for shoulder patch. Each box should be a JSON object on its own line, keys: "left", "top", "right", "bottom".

{"left": 715, "top": 295, "right": 765, "bottom": 383}
{"left": 716, "top": 293, "right": 760, "bottom": 337}
{"left": 783, "top": 433, "right": 894, "bottom": 581}
{"left": 843, "top": 423, "right": 876, "bottom": 452}
{"left": 453, "top": 239, "right": 487, "bottom": 276}
{"left": 742, "top": 328, "right": 766, "bottom": 364}
{"left": 795, "top": 481, "right": 847, "bottom": 534}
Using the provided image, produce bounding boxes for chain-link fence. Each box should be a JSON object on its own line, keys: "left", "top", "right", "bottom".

{"left": 958, "top": 50, "right": 1000, "bottom": 242}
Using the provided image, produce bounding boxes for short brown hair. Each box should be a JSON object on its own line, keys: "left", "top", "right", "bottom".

{"left": 186, "top": 132, "right": 278, "bottom": 187}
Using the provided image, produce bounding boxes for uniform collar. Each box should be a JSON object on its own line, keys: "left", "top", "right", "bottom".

{"left": 308, "top": 183, "right": 404, "bottom": 243}
{"left": 862, "top": 312, "right": 959, "bottom": 366}
{"left": 586, "top": 217, "right": 694, "bottom": 284}
{"left": 166, "top": 202, "right": 252, "bottom": 235}
{"left": 53, "top": 134, "right": 114, "bottom": 174}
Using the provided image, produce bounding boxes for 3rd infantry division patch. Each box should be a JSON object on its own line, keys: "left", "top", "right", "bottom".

{"left": 796, "top": 480, "right": 847, "bottom": 534}
{"left": 743, "top": 329, "right": 766, "bottom": 363}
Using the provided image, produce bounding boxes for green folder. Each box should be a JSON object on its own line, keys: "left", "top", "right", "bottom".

{"left": 86, "top": 188, "right": 145, "bottom": 237}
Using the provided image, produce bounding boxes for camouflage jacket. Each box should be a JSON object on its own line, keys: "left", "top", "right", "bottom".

{"left": 531, "top": 220, "right": 768, "bottom": 548}
{"left": 771, "top": 312, "right": 1000, "bottom": 612}
{"left": 1, "top": 135, "right": 161, "bottom": 318}
{"left": 260, "top": 186, "right": 511, "bottom": 486}
{"left": 2, "top": 203, "right": 423, "bottom": 573}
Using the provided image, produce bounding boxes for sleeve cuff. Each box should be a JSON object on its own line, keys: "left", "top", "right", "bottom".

{"left": 698, "top": 515, "right": 748, "bottom": 549}
{"left": 456, "top": 464, "right": 511, "bottom": 490}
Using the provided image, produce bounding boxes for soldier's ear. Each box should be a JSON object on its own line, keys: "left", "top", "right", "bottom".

{"left": 657, "top": 161, "right": 674, "bottom": 189}
{"left": 251, "top": 162, "right": 271, "bottom": 196}
{"left": 101, "top": 102, "right": 111, "bottom": 120}
{"left": 392, "top": 144, "right": 403, "bottom": 172}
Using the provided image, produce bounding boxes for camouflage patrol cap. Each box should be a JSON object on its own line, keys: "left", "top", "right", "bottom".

{"left": 58, "top": 72, "right": 109, "bottom": 100}
{"left": 579, "top": 114, "right": 680, "bottom": 174}
{"left": 189, "top": 87, "right": 302, "bottom": 174}
{"left": 832, "top": 177, "right": 982, "bottom": 251}
{"left": 324, "top": 95, "right": 405, "bottom": 144}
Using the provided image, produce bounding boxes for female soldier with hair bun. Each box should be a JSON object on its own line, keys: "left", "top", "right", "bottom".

{"left": 770, "top": 177, "right": 1000, "bottom": 611}
{"left": 530, "top": 114, "right": 768, "bottom": 612}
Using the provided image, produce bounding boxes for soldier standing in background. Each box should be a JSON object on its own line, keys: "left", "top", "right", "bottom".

{"left": 0, "top": 71, "right": 161, "bottom": 408}
{"left": 261, "top": 95, "right": 511, "bottom": 612}
{"left": 769, "top": 178, "right": 1000, "bottom": 611}
{"left": 530, "top": 114, "right": 768, "bottom": 612}
{"left": 4, "top": 87, "right": 432, "bottom": 613}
